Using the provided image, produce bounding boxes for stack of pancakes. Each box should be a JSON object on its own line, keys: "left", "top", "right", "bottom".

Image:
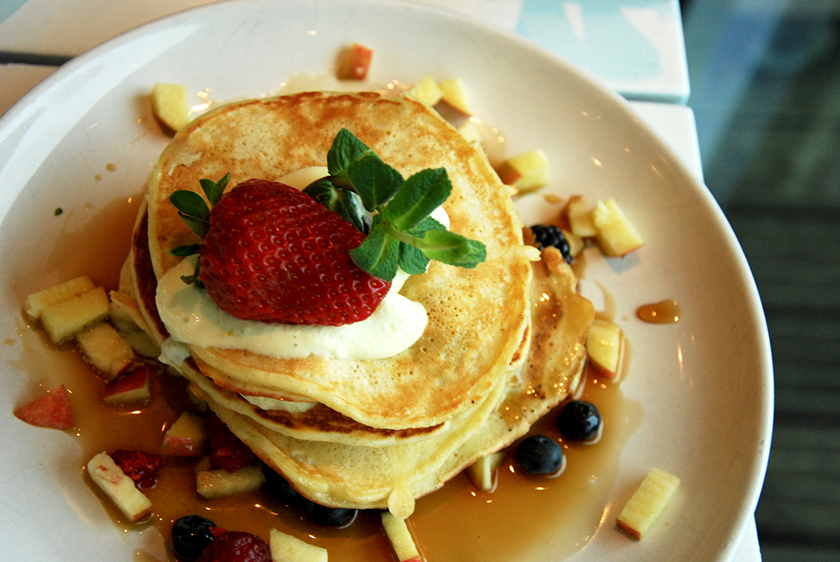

{"left": 118, "top": 91, "right": 594, "bottom": 518}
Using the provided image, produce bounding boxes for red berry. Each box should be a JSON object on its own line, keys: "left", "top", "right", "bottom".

{"left": 111, "top": 449, "right": 164, "bottom": 489}
{"left": 13, "top": 385, "right": 74, "bottom": 430}
{"left": 195, "top": 531, "right": 270, "bottom": 562}
{"left": 205, "top": 413, "right": 256, "bottom": 472}
{"left": 199, "top": 179, "right": 390, "bottom": 326}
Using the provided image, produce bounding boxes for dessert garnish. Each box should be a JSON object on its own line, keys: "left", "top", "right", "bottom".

{"left": 167, "top": 128, "right": 486, "bottom": 325}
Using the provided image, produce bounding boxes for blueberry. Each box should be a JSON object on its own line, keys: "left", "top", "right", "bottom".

{"left": 302, "top": 498, "right": 358, "bottom": 527}
{"left": 530, "top": 224, "right": 572, "bottom": 263}
{"left": 262, "top": 468, "right": 301, "bottom": 505}
{"left": 516, "top": 434, "right": 563, "bottom": 475}
{"left": 558, "top": 400, "right": 601, "bottom": 441}
{"left": 171, "top": 515, "right": 217, "bottom": 560}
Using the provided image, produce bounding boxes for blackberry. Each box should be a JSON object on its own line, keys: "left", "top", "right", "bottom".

{"left": 530, "top": 224, "right": 572, "bottom": 263}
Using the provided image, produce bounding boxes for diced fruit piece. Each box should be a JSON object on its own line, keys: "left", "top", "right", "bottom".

{"left": 150, "top": 82, "right": 190, "bottom": 132}
{"left": 206, "top": 413, "right": 257, "bottom": 471}
{"left": 24, "top": 275, "right": 96, "bottom": 321}
{"left": 109, "top": 292, "right": 160, "bottom": 358}
{"left": 301, "top": 499, "right": 357, "bottom": 527}
{"left": 406, "top": 75, "right": 443, "bottom": 106}
{"left": 495, "top": 149, "right": 550, "bottom": 193}
{"left": 335, "top": 43, "right": 373, "bottom": 80}
{"left": 457, "top": 120, "right": 484, "bottom": 146}
{"left": 162, "top": 411, "right": 207, "bottom": 457}
{"left": 616, "top": 467, "right": 681, "bottom": 540}
{"left": 110, "top": 449, "right": 164, "bottom": 489}
{"left": 516, "top": 434, "right": 563, "bottom": 475}
{"left": 437, "top": 77, "right": 472, "bottom": 115}
{"left": 196, "top": 464, "right": 265, "bottom": 500}
{"left": 87, "top": 452, "right": 153, "bottom": 522}
{"left": 76, "top": 322, "right": 135, "bottom": 379}
{"left": 562, "top": 228, "right": 584, "bottom": 258}
{"left": 103, "top": 365, "right": 152, "bottom": 405}
{"left": 466, "top": 451, "right": 506, "bottom": 492}
{"left": 591, "top": 198, "right": 644, "bottom": 257}
{"left": 557, "top": 400, "right": 602, "bottom": 441}
{"left": 172, "top": 515, "right": 218, "bottom": 561}
{"left": 565, "top": 196, "right": 598, "bottom": 238}
{"left": 40, "top": 286, "right": 110, "bottom": 343}
{"left": 270, "top": 528, "right": 328, "bottom": 562}
{"left": 196, "top": 531, "right": 270, "bottom": 562}
{"left": 13, "top": 385, "right": 73, "bottom": 430}
{"left": 381, "top": 511, "right": 423, "bottom": 562}
{"left": 586, "top": 318, "right": 622, "bottom": 378}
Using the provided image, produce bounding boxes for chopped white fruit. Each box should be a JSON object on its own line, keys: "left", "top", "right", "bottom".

{"left": 150, "top": 82, "right": 190, "bottom": 132}
{"left": 585, "top": 318, "right": 622, "bottom": 378}
{"left": 591, "top": 198, "right": 644, "bottom": 257}
{"left": 457, "top": 120, "right": 484, "bottom": 146}
{"left": 269, "top": 528, "right": 328, "bottom": 562}
{"left": 87, "top": 452, "right": 152, "bottom": 522}
{"left": 561, "top": 228, "right": 585, "bottom": 258}
{"left": 406, "top": 75, "right": 443, "bottom": 106}
{"left": 565, "top": 196, "right": 598, "bottom": 238}
{"left": 103, "top": 365, "right": 152, "bottom": 405}
{"left": 495, "top": 148, "right": 550, "bottom": 193}
{"left": 465, "top": 451, "right": 506, "bottom": 493}
{"left": 381, "top": 511, "right": 423, "bottom": 562}
{"left": 616, "top": 467, "right": 681, "bottom": 540}
{"left": 40, "top": 286, "right": 110, "bottom": 344}
{"left": 24, "top": 275, "right": 96, "bottom": 321}
{"left": 76, "top": 322, "right": 135, "bottom": 379}
{"left": 437, "top": 77, "right": 472, "bottom": 115}
{"left": 162, "top": 411, "right": 207, "bottom": 456}
{"left": 196, "top": 464, "right": 265, "bottom": 500}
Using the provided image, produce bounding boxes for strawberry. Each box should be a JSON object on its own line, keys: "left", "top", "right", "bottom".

{"left": 14, "top": 385, "right": 74, "bottom": 430}
{"left": 198, "top": 179, "right": 391, "bottom": 325}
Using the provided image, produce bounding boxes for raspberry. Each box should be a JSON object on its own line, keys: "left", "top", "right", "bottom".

{"left": 110, "top": 449, "right": 164, "bottom": 489}
{"left": 195, "top": 531, "right": 270, "bottom": 562}
{"left": 205, "top": 413, "right": 256, "bottom": 472}
{"left": 199, "top": 179, "right": 391, "bottom": 325}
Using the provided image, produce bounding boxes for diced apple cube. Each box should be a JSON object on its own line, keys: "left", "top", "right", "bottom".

{"left": 457, "top": 120, "right": 484, "bottom": 146}
{"left": 586, "top": 318, "right": 622, "bottom": 378}
{"left": 162, "top": 411, "right": 207, "bottom": 456}
{"left": 13, "top": 385, "right": 74, "bottom": 430}
{"left": 565, "top": 196, "right": 598, "bottom": 238}
{"left": 616, "top": 467, "right": 681, "bottom": 540}
{"left": 150, "top": 82, "right": 190, "bottom": 132}
{"left": 466, "top": 451, "right": 506, "bottom": 493}
{"left": 406, "top": 75, "right": 443, "bottom": 106}
{"left": 40, "top": 286, "right": 110, "bottom": 344}
{"left": 196, "top": 464, "right": 265, "bottom": 500}
{"left": 335, "top": 43, "right": 374, "bottom": 80}
{"left": 591, "top": 198, "right": 644, "bottom": 257}
{"left": 381, "top": 511, "right": 423, "bottom": 562}
{"left": 24, "top": 275, "right": 96, "bottom": 321}
{"left": 562, "top": 228, "right": 585, "bottom": 258}
{"left": 87, "top": 452, "right": 153, "bottom": 522}
{"left": 495, "top": 148, "right": 550, "bottom": 193}
{"left": 437, "top": 77, "right": 472, "bottom": 115}
{"left": 269, "top": 528, "right": 328, "bottom": 562}
{"left": 103, "top": 365, "right": 152, "bottom": 405}
{"left": 76, "top": 322, "right": 135, "bottom": 379}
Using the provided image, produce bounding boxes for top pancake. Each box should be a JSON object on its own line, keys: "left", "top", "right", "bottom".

{"left": 145, "top": 91, "right": 533, "bottom": 430}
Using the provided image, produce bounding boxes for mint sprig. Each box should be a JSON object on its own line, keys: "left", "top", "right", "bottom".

{"left": 303, "top": 128, "right": 486, "bottom": 281}
{"left": 167, "top": 172, "right": 230, "bottom": 284}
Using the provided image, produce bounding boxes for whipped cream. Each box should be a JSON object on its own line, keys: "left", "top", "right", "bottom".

{"left": 156, "top": 257, "right": 427, "bottom": 360}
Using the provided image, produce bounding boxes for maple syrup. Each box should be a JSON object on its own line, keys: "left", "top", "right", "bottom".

{"left": 636, "top": 300, "right": 681, "bottom": 324}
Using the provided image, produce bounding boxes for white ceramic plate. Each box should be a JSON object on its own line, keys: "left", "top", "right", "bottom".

{"left": 0, "top": 0, "right": 772, "bottom": 560}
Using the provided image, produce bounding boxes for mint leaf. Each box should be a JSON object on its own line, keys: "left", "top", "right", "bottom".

{"left": 349, "top": 216, "right": 401, "bottom": 281}
{"left": 418, "top": 229, "right": 487, "bottom": 268}
{"left": 327, "top": 128, "right": 375, "bottom": 177}
{"left": 304, "top": 179, "right": 371, "bottom": 233}
{"left": 381, "top": 168, "right": 451, "bottom": 231}
{"left": 346, "top": 153, "right": 403, "bottom": 211}
{"left": 398, "top": 243, "right": 430, "bottom": 275}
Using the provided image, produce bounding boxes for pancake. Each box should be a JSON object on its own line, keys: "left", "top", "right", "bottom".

{"left": 145, "top": 91, "right": 533, "bottom": 430}
{"left": 193, "top": 254, "right": 593, "bottom": 519}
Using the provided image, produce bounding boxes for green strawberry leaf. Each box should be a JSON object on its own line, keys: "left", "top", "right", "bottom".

{"left": 169, "top": 244, "right": 202, "bottom": 257}
{"left": 199, "top": 173, "right": 230, "bottom": 206}
{"left": 170, "top": 190, "right": 209, "bottom": 221}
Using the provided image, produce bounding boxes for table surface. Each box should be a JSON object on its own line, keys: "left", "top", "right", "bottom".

{"left": 0, "top": 1, "right": 760, "bottom": 560}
